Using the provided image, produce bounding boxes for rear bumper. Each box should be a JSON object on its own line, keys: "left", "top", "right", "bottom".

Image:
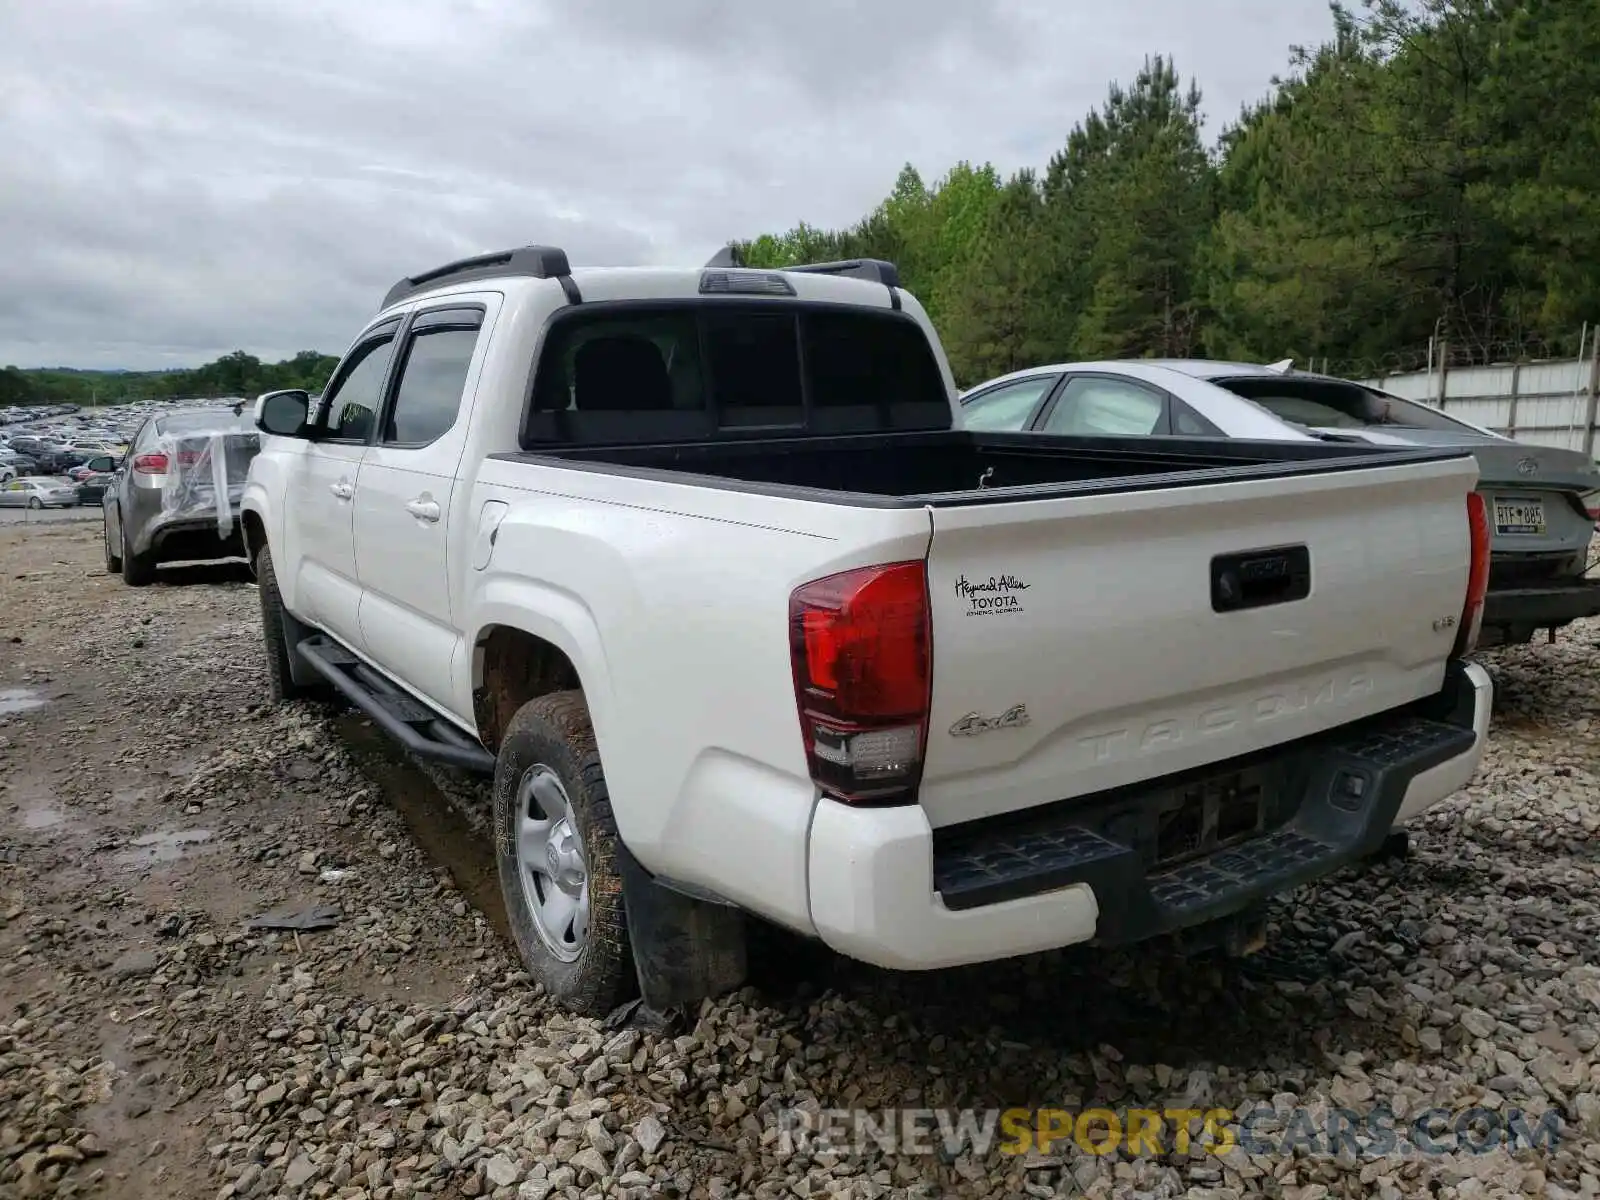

{"left": 131, "top": 503, "right": 246, "bottom": 557}
{"left": 129, "top": 515, "right": 246, "bottom": 562}
{"left": 806, "top": 661, "right": 1492, "bottom": 971}
{"left": 1482, "top": 579, "right": 1600, "bottom": 633}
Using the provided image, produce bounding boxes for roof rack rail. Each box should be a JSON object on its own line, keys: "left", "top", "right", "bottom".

{"left": 783, "top": 258, "right": 901, "bottom": 290}
{"left": 381, "top": 244, "right": 580, "bottom": 310}
{"left": 698, "top": 246, "right": 902, "bottom": 305}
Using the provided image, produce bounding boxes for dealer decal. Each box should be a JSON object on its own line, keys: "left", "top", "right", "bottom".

{"left": 955, "top": 572, "right": 1030, "bottom": 617}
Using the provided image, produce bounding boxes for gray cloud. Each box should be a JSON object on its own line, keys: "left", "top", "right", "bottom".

{"left": 0, "top": 0, "right": 1335, "bottom": 369}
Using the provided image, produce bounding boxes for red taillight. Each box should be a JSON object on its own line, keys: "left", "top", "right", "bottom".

{"left": 1581, "top": 490, "right": 1599, "bottom": 524}
{"left": 789, "top": 561, "right": 931, "bottom": 805}
{"left": 1455, "top": 492, "right": 1491, "bottom": 656}
{"left": 132, "top": 453, "right": 169, "bottom": 475}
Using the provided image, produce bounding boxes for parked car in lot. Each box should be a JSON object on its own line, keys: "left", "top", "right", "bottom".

{"left": 0, "top": 449, "right": 43, "bottom": 478}
{"left": 1, "top": 476, "right": 79, "bottom": 508}
{"left": 5, "top": 437, "right": 80, "bottom": 474}
{"left": 102, "top": 406, "right": 260, "bottom": 586}
{"left": 243, "top": 245, "right": 1493, "bottom": 1017}
{"left": 76, "top": 471, "right": 115, "bottom": 507}
{"left": 66, "top": 453, "right": 123, "bottom": 483}
{"left": 960, "top": 359, "right": 1600, "bottom": 647}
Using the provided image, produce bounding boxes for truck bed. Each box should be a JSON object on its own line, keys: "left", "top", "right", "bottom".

{"left": 499, "top": 429, "right": 1470, "bottom": 506}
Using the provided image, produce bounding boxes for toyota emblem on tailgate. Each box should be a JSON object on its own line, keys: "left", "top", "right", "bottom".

{"left": 1516, "top": 457, "right": 1538, "bottom": 475}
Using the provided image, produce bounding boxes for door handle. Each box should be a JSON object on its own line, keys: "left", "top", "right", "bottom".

{"left": 329, "top": 479, "right": 354, "bottom": 500}
{"left": 405, "top": 496, "right": 441, "bottom": 523}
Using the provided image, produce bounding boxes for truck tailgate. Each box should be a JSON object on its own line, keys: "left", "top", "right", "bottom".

{"left": 918, "top": 453, "right": 1479, "bottom": 828}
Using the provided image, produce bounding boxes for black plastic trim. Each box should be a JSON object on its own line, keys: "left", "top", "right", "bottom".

{"left": 382, "top": 244, "right": 572, "bottom": 309}
{"left": 1210, "top": 544, "right": 1312, "bottom": 612}
{"left": 930, "top": 670, "right": 1482, "bottom": 940}
{"left": 1483, "top": 579, "right": 1600, "bottom": 627}
{"left": 783, "top": 258, "right": 902, "bottom": 289}
{"left": 490, "top": 431, "right": 1477, "bottom": 511}
{"left": 296, "top": 635, "right": 495, "bottom": 773}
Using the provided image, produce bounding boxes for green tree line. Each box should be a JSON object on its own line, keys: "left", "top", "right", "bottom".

{"left": 736, "top": 0, "right": 1600, "bottom": 388}
{"left": 1, "top": 349, "right": 339, "bottom": 409}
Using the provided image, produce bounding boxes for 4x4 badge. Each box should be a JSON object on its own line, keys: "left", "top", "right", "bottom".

{"left": 950, "top": 704, "right": 1030, "bottom": 737}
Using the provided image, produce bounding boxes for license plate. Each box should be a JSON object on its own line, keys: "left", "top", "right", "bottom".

{"left": 1493, "top": 497, "right": 1546, "bottom": 536}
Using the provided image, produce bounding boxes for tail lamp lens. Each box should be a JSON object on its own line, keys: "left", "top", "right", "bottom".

{"left": 789, "top": 561, "right": 931, "bottom": 804}
{"left": 1455, "top": 491, "right": 1490, "bottom": 657}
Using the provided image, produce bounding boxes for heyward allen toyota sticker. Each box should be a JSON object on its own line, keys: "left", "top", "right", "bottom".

{"left": 955, "top": 572, "right": 1030, "bottom": 616}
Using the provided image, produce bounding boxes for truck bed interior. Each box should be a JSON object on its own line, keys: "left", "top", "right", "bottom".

{"left": 500, "top": 430, "right": 1467, "bottom": 507}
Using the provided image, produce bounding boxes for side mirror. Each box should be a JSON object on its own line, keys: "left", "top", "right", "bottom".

{"left": 255, "top": 390, "right": 312, "bottom": 438}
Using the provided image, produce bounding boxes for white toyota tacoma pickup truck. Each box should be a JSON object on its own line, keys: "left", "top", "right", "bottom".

{"left": 242, "top": 244, "right": 1494, "bottom": 1017}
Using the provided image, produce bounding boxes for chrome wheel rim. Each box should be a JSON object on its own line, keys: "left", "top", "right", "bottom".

{"left": 512, "top": 763, "right": 589, "bottom": 962}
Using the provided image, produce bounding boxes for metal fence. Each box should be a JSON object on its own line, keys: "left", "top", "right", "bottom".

{"left": 1361, "top": 343, "right": 1600, "bottom": 458}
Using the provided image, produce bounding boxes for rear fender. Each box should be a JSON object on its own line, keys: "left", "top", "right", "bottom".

{"left": 467, "top": 581, "right": 617, "bottom": 784}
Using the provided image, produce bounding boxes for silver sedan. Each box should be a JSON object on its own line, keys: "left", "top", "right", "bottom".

{"left": 0, "top": 476, "right": 80, "bottom": 509}
{"left": 960, "top": 358, "right": 1600, "bottom": 647}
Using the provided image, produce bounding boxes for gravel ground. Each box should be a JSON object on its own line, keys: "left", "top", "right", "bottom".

{"left": 2, "top": 522, "right": 1598, "bottom": 1200}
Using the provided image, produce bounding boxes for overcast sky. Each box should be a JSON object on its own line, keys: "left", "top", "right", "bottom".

{"left": 0, "top": 0, "right": 1338, "bottom": 371}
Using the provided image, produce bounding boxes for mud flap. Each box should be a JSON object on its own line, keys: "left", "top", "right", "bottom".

{"left": 616, "top": 843, "right": 748, "bottom": 1014}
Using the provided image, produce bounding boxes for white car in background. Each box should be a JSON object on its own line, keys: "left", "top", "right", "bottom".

{"left": 960, "top": 358, "right": 1600, "bottom": 647}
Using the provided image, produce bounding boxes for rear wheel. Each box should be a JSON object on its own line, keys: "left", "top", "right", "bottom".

{"left": 103, "top": 512, "right": 122, "bottom": 573}
{"left": 27, "top": 497, "right": 41, "bottom": 510}
{"left": 121, "top": 516, "right": 156, "bottom": 587}
{"left": 493, "top": 691, "right": 635, "bottom": 1016}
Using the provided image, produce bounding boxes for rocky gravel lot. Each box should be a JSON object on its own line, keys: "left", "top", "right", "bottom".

{"left": 2, "top": 521, "right": 1599, "bottom": 1200}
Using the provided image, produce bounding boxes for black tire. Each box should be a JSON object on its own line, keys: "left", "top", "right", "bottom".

{"left": 121, "top": 513, "right": 156, "bottom": 587}
{"left": 493, "top": 691, "right": 635, "bottom": 1016}
{"left": 27, "top": 497, "right": 41, "bottom": 510}
{"left": 103, "top": 513, "right": 122, "bottom": 574}
{"left": 256, "top": 545, "right": 317, "bottom": 702}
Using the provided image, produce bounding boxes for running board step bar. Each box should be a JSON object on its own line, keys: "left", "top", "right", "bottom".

{"left": 295, "top": 635, "right": 496, "bottom": 774}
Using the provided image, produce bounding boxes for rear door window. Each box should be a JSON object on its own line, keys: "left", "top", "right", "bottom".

{"left": 1041, "top": 376, "right": 1169, "bottom": 436}
{"left": 381, "top": 307, "right": 484, "bottom": 445}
